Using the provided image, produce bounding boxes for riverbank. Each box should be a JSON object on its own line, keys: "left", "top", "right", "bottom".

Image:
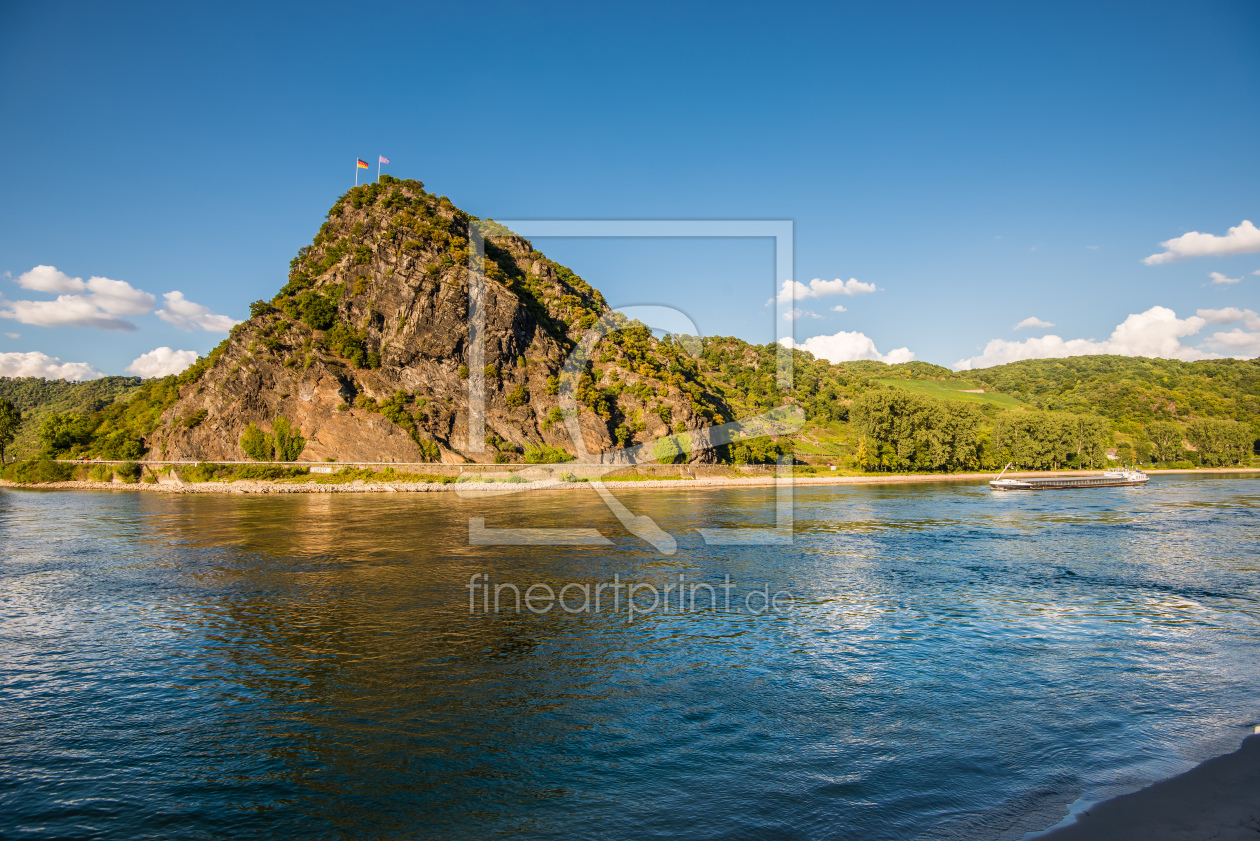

{"left": 2, "top": 467, "right": 1256, "bottom": 494}
{"left": 1036, "top": 734, "right": 1260, "bottom": 840}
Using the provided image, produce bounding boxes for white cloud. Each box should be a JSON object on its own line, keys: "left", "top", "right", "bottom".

{"left": 831, "top": 304, "right": 847, "bottom": 313}
{"left": 1014, "top": 316, "right": 1055, "bottom": 330}
{"left": 17, "top": 265, "right": 85, "bottom": 293}
{"left": 2, "top": 267, "right": 156, "bottom": 330}
{"left": 1107, "top": 307, "right": 1208, "bottom": 357}
{"left": 1, "top": 296, "right": 138, "bottom": 331}
{"left": 1205, "top": 329, "right": 1260, "bottom": 357}
{"left": 126, "top": 347, "right": 199, "bottom": 378}
{"left": 4, "top": 332, "right": 18, "bottom": 339}
{"left": 1143, "top": 220, "right": 1260, "bottom": 265}
{"left": 85, "top": 276, "right": 156, "bottom": 314}
{"left": 1197, "top": 307, "right": 1260, "bottom": 330}
{"left": 773, "top": 277, "right": 877, "bottom": 304}
{"left": 1209, "top": 271, "right": 1242, "bottom": 286}
{"left": 13, "top": 266, "right": 154, "bottom": 313}
{"left": 780, "top": 331, "right": 914, "bottom": 365}
{"left": 954, "top": 306, "right": 1223, "bottom": 370}
{"left": 0, "top": 351, "right": 104, "bottom": 381}
{"left": 155, "top": 291, "right": 240, "bottom": 333}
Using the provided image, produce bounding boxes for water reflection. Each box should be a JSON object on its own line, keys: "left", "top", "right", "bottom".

{"left": 0, "top": 476, "right": 1257, "bottom": 839}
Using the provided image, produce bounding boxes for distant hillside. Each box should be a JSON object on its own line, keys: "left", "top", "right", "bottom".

{"left": 0, "top": 376, "right": 141, "bottom": 460}
{"left": 966, "top": 355, "right": 1260, "bottom": 432}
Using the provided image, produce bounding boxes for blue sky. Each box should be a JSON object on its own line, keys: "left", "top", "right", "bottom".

{"left": 1, "top": 0, "right": 1257, "bottom": 379}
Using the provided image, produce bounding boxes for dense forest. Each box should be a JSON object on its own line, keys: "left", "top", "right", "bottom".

{"left": 0, "top": 376, "right": 143, "bottom": 460}
{"left": 966, "top": 355, "right": 1259, "bottom": 426}
{"left": 0, "top": 364, "right": 211, "bottom": 467}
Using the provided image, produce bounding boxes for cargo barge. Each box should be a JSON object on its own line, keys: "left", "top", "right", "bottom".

{"left": 989, "top": 463, "right": 1149, "bottom": 491}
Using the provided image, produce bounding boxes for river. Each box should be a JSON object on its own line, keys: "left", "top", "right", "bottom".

{"left": 1, "top": 475, "right": 1257, "bottom": 839}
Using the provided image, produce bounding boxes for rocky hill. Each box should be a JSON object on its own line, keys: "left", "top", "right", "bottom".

{"left": 144, "top": 177, "right": 733, "bottom": 464}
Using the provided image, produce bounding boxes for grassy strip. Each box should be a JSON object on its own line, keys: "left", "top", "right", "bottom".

{"left": 1, "top": 458, "right": 145, "bottom": 484}
{"left": 295, "top": 467, "right": 457, "bottom": 485}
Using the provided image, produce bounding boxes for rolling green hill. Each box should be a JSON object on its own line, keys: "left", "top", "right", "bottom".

{"left": 965, "top": 355, "right": 1260, "bottom": 432}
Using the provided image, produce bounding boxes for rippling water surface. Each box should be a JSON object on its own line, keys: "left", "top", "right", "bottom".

{"left": 1, "top": 475, "right": 1258, "bottom": 840}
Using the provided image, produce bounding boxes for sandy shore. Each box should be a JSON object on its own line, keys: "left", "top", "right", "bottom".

{"left": 1, "top": 467, "right": 1256, "bottom": 495}
{"left": 1036, "top": 734, "right": 1260, "bottom": 840}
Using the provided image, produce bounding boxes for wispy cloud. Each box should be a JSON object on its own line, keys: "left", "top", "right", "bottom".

{"left": 155, "top": 291, "right": 240, "bottom": 333}
{"left": 782, "top": 308, "right": 823, "bottom": 321}
{"left": 1209, "top": 271, "right": 1242, "bottom": 286}
{"left": 1198, "top": 307, "right": 1260, "bottom": 330}
{"left": 1013, "top": 316, "right": 1054, "bottom": 330}
{"left": 1143, "top": 220, "right": 1260, "bottom": 265}
{"left": 1, "top": 297, "right": 139, "bottom": 331}
{"left": 1204, "top": 329, "right": 1260, "bottom": 357}
{"left": 2, "top": 265, "right": 155, "bottom": 331}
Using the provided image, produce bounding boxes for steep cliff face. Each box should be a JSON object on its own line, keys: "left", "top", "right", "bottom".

{"left": 146, "top": 178, "right": 732, "bottom": 464}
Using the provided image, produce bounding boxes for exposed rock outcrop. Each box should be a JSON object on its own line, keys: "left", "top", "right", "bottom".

{"left": 146, "top": 178, "right": 732, "bottom": 464}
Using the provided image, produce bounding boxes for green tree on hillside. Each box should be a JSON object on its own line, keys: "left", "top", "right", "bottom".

{"left": 854, "top": 436, "right": 870, "bottom": 470}
{"left": 0, "top": 398, "right": 21, "bottom": 464}
{"left": 850, "top": 391, "right": 983, "bottom": 471}
{"left": 1145, "top": 421, "right": 1185, "bottom": 463}
{"left": 272, "top": 416, "right": 306, "bottom": 462}
{"left": 991, "top": 410, "right": 1109, "bottom": 469}
{"left": 240, "top": 423, "right": 274, "bottom": 461}
{"left": 1186, "top": 418, "right": 1252, "bottom": 467}
{"left": 39, "top": 413, "right": 92, "bottom": 455}
{"left": 653, "top": 436, "right": 684, "bottom": 465}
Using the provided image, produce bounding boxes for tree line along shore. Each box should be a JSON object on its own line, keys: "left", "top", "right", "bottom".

{"left": 1, "top": 351, "right": 1257, "bottom": 487}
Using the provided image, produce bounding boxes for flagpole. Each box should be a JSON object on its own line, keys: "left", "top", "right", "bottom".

{"left": 377, "top": 158, "right": 380, "bottom": 182}
{"left": 355, "top": 159, "right": 359, "bottom": 187}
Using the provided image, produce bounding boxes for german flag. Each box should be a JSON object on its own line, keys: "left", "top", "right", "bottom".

{"left": 356, "top": 159, "right": 369, "bottom": 169}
